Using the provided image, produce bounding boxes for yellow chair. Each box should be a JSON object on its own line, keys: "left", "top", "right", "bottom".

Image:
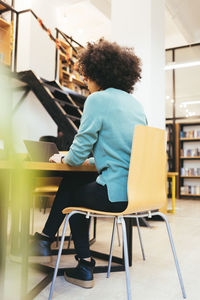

{"left": 32, "top": 178, "right": 61, "bottom": 228}
{"left": 48, "top": 125, "right": 186, "bottom": 300}
{"left": 32, "top": 178, "right": 61, "bottom": 247}
{"left": 33, "top": 178, "right": 99, "bottom": 249}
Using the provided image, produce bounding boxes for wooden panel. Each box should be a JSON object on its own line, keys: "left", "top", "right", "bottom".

{"left": 180, "top": 156, "right": 200, "bottom": 159}
{"left": 0, "top": 161, "right": 97, "bottom": 172}
{"left": 168, "top": 172, "right": 178, "bottom": 176}
{"left": 23, "top": 161, "right": 97, "bottom": 172}
{"left": 180, "top": 176, "right": 200, "bottom": 178}
{"left": 0, "top": 18, "right": 10, "bottom": 27}
{"left": 181, "top": 194, "right": 200, "bottom": 197}
{"left": 180, "top": 138, "right": 200, "bottom": 141}
{"left": 0, "top": 4, "right": 6, "bottom": 9}
{"left": 0, "top": 18, "right": 11, "bottom": 65}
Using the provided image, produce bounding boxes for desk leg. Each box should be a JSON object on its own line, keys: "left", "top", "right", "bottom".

{"left": 20, "top": 172, "right": 33, "bottom": 300}
{"left": 10, "top": 169, "right": 33, "bottom": 300}
{"left": 0, "top": 170, "right": 9, "bottom": 299}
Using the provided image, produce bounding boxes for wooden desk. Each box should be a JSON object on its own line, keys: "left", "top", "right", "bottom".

{"left": 0, "top": 161, "right": 97, "bottom": 299}
{"left": 167, "top": 172, "right": 178, "bottom": 214}
{"left": 1, "top": 161, "right": 129, "bottom": 300}
{"left": 24, "top": 161, "right": 97, "bottom": 172}
{"left": 15, "top": 161, "right": 98, "bottom": 299}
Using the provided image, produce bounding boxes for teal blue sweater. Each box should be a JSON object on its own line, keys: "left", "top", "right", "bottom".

{"left": 64, "top": 88, "right": 146, "bottom": 202}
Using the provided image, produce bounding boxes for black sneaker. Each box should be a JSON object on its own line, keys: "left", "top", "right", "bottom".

{"left": 10, "top": 232, "right": 52, "bottom": 264}
{"left": 64, "top": 255, "right": 96, "bottom": 288}
{"left": 29, "top": 232, "right": 52, "bottom": 263}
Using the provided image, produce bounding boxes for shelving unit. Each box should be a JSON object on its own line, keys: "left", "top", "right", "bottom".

{"left": 166, "top": 123, "right": 177, "bottom": 198}
{"left": 180, "top": 156, "right": 200, "bottom": 159}
{"left": 166, "top": 123, "right": 175, "bottom": 171}
{"left": 58, "top": 39, "right": 89, "bottom": 97}
{"left": 178, "top": 122, "right": 200, "bottom": 198}
{"left": 0, "top": 17, "right": 11, "bottom": 65}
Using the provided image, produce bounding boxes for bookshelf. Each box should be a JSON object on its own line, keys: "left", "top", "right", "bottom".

{"left": 178, "top": 122, "right": 200, "bottom": 198}
{"left": 166, "top": 123, "right": 176, "bottom": 198}
{"left": 59, "top": 39, "right": 89, "bottom": 97}
{"left": 0, "top": 17, "right": 11, "bottom": 65}
{"left": 166, "top": 123, "right": 175, "bottom": 171}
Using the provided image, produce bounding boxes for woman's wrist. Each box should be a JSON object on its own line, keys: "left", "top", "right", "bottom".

{"left": 61, "top": 156, "right": 65, "bottom": 164}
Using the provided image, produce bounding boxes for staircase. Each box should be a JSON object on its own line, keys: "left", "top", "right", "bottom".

{"left": 17, "top": 70, "right": 86, "bottom": 148}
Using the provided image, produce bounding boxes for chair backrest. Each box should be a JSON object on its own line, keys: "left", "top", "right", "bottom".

{"left": 123, "top": 125, "right": 166, "bottom": 214}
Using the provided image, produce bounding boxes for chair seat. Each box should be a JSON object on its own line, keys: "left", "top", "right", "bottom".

{"left": 62, "top": 206, "right": 125, "bottom": 216}
{"left": 62, "top": 207, "right": 159, "bottom": 216}
{"left": 34, "top": 185, "right": 59, "bottom": 194}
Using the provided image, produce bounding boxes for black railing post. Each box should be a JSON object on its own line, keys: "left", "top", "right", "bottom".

{"left": 55, "top": 28, "right": 59, "bottom": 80}
{"left": 172, "top": 49, "right": 176, "bottom": 172}
{"left": 14, "top": 12, "right": 19, "bottom": 72}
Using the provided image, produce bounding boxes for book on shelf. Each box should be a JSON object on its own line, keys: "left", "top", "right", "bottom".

{"left": 180, "top": 148, "right": 200, "bottom": 157}
{"left": 180, "top": 130, "right": 200, "bottom": 138}
{"left": 180, "top": 185, "right": 200, "bottom": 195}
{"left": 181, "top": 167, "right": 200, "bottom": 176}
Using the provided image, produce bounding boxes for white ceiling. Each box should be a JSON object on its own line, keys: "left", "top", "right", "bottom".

{"left": 166, "top": 0, "right": 200, "bottom": 46}
{"left": 55, "top": 0, "right": 111, "bottom": 46}
{"left": 50, "top": 0, "right": 200, "bottom": 48}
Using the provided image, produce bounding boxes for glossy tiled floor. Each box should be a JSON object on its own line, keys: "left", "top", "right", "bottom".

{"left": 4, "top": 199, "right": 200, "bottom": 300}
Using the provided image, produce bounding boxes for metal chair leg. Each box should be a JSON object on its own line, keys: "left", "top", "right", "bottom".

{"left": 48, "top": 212, "right": 74, "bottom": 300}
{"left": 120, "top": 217, "right": 132, "bottom": 300}
{"left": 157, "top": 212, "right": 186, "bottom": 299}
{"left": 88, "top": 216, "right": 92, "bottom": 234}
{"left": 136, "top": 217, "right": 145, "bottom": 260}
{"left": 116, "top": 221, "right": 121, "bottom": 246}
{"left": 107, "top": 217, "right": 116, "bottom": 278}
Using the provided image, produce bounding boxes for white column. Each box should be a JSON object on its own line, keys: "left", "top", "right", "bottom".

{"left": 12, "top": 0, "right": 57, "bottom": 152}
{"left": 111, "top": 0, "right": 165, "bottom": 129}
{"left": 15, "top": 0, "right": 57, "bottom": 80}
{"left": 29, "top": 0, "right": 57, "bottom": 80}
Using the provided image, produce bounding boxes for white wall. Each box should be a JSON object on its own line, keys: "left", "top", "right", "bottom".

{"left": 111, "top": 0, "right": 165, "bottom": 129}
{"left": 14, "top": 0, "right": 32, "bottom": 71}
{"left": 13, "top": 0, "right": 58, "bottom": 152}
{"left": 29, "top": 0, "right": 57, "bottom": 80}
{"left": 15, "top": 0, "right": 57, "bottom": 79}
{"left": 12, "top": 91, "right": 57, "bottom": 153}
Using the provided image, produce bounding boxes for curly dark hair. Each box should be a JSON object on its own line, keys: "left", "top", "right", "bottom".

{"left": 77, "top": 39, "right": 142, "bottom": 93}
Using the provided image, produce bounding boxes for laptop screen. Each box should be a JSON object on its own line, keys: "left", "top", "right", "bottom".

{"left": 24, "top": 140, "right": 59, "bottom": 162}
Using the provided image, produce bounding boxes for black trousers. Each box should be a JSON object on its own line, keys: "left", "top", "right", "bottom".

{"left": 42, "top": 173, "right": 127, "bottom": 258}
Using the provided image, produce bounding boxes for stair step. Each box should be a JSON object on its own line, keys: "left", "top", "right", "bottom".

{"left": 16, "top": 70, "right": 79, "bottom": 147}
{"left": 65, "top": 114, "right": 80, "bottom": 121}
{"left": 54, "top": 101, "right": 80, "bottom": 121}
{"left": 53, "top": 97, "right": 79, "bottom": 109}
{"left": 42, "top": 82, "right": 86, "bottom": 103}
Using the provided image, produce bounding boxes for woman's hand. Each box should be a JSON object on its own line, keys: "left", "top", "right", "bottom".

{"left": 49, "top": 153, "right": 64, "bottom": 163}
{"left": 82, "top": 159, "right": 90, "bottom": 166}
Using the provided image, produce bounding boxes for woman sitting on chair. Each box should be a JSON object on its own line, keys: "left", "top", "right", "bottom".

{"left": 31, "top": 38, "right": 147, "bottom": 288}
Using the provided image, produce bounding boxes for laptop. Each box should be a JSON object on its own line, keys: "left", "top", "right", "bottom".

{"left": 24, "top": 140, "right": 59, "bottom": 162}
